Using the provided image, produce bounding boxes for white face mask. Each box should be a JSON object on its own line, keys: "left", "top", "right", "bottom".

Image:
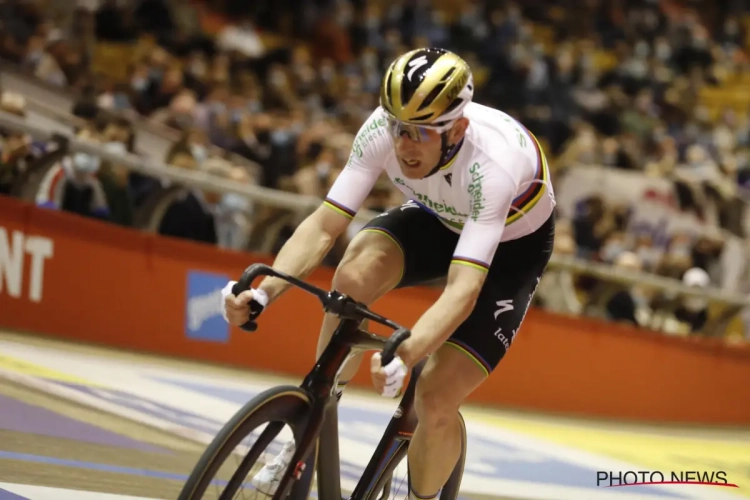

{"left": 602, "top": 242, "right": 626, "bottom": 262}
{"left": 220, "top": 192, "right": 250, "bottom": 213}
{"left": 190, "top": 144, "right": 208, "bottom": 164}
{"left": 655, "top": 42, "right": 671, "bottom": 61}
{"left": 72, "top": 152, "right": 101, "bottom": 173}
{"left": 683, "top": 295, "right": 707, "bottom": 312}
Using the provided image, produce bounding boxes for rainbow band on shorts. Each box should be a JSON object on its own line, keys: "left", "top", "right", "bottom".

{"left": 451, "top": 256, "right": 490, "bottom": 274}
{"left": 445, "top": 338, "right": 491, "bottom": 377}
{"left": 323, "top": 198, "right": 356, "bottom": 219}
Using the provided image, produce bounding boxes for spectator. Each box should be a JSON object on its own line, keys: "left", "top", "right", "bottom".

{"left": 36, "top": 140, "right": 111, "bottom": 222}
{"left": 604, "top": 251, "right": 645, "bottom": 326}
{"left": 535, "top": 220, "right": 583, "bottom": 315}
{"left": 674, "top": 267, "right": 711, "bottom": 333}
{"left": 156, "top": 148, "right": 217, "bottom": 245}
{"left": 573, "top": 195, "right": 615, "bottom": 258}
{"left": 98, "top": 140, "right": 134, "bottom": 226}
{"left": 95, "top": 0, "right": 133, "bottom": 42}
{"left": 205, "top": 158, "right": 254, "bottom": 250}
{"left": 5, "top": 0, "right": 750, "bottom": 338}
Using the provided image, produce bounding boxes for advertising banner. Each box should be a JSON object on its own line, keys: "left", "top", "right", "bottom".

{"left": 1, "top": 195, "right": 748, "bottom": 424}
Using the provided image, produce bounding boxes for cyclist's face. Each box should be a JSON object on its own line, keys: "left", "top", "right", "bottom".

{"left": 393, "top": 118, "right": 469, "bottom": 179}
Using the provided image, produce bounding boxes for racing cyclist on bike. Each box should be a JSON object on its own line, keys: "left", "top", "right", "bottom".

{"left": 222, "top": 47, "right": 556, "bottom": 499}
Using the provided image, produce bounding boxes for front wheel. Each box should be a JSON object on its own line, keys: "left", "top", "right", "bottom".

{"left": 178, "top": 385, "right": 315, "bottom": 500}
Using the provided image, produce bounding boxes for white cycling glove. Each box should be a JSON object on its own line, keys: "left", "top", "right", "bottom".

{"left": 381, "top": 356, "right": 408, "bottom": 398}
{"left": 221, "top": 280, "right": 269, "bottom": 322}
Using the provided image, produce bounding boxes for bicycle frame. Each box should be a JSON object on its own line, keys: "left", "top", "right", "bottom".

{"left": 272, "top": 316, "right": 466, "bottom": 499}
{"left": 229, "top": 264, "right": 465, "bottom": 499}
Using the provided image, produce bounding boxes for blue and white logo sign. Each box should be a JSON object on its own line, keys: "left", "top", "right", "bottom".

{"left": 185, "top": 270, "right": 230, "bottom": 342}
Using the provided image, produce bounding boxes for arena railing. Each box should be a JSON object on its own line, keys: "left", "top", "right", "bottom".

{"left": 0, "top": 61, "right": 263, "bottom": 181}
{"left": 0, "top": 109, "right": 747, "bottom": 338}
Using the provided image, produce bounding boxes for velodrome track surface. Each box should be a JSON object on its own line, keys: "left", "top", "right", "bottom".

{"left": 0, "top": 331, "right": 748, "bottom": 500}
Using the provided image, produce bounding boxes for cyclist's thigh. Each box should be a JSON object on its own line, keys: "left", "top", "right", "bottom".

{"left": 358, "top": 201, "right": 458, "bottom": 288}
{"left": 447, "top": 215, "right": 555, "bottom": 376}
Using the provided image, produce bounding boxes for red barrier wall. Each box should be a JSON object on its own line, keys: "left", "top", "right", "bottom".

{"left": 1, "top": 196, "right": 749, "bottom": 425}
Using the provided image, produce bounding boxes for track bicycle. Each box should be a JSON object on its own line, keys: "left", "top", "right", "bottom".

{"left": 178, "top": 263, "right": 466, "bottom": 499}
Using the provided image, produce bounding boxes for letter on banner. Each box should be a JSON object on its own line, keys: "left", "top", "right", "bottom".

{"left": 0, "top": 227, "right": 54, "bottom": 302}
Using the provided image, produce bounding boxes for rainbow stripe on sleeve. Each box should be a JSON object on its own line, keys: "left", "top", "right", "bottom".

{"left": 506, "top": 126, "right": 550, "bottom": 226}
{"left": 451, "top": 256, "right": 490, "bottom": 273}
{"left": 323, "top": 198, "right": 356, "bottom": 219}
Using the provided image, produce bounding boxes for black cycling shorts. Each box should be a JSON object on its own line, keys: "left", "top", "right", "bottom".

{"left": 360, "top": 203, "right": 554, "bottom": 376}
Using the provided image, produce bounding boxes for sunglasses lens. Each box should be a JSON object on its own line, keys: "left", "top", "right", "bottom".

{"left": 387, "top": 118, "right": 429, "bottom": 142}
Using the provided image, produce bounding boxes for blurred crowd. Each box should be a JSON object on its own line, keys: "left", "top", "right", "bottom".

{"left": 2, "top": 0, "right": 750, "bottom": 338}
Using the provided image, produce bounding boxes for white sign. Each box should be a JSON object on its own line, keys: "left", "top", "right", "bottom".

{"left": 0, "top": 227, "right": 54, "bottom": 302}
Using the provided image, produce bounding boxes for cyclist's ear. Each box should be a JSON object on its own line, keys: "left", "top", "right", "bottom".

{"left": 447, "top": 117, "right": 470, "bottom": 144}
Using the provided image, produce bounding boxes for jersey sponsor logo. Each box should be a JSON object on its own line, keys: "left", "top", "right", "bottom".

{"left": 468, "top": 163, "right": 486, "bottom": 221}
{"left": 516, "top": 130, "right": 527, "bottom": 148}
{"left": 393, "top": 177, "right": 468, "bottom": 223}
{"left": 399, "top": 200, "right": 420, "bottom": 211}
{"left": 493, "top": 299, "right": 515, "bottom": 319}
{"left": 494, "top": 300, "right": 516, "bottom": 350}
{"left": 185, "top": 270, "right": 231, "bottom": 342}
{"left": 493, "top": 327, "right": 511, "bottom": 350}
{"left": 351, "top": 117, "right": 388, "bottom": 158}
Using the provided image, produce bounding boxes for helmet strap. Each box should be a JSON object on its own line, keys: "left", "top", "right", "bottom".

{"left": 423, "top": 134, "right": 463, "bottom": 178}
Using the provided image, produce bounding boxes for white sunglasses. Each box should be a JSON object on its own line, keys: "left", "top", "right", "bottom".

{"left": 385, "top": 116, "right": 455, "bottom": 142}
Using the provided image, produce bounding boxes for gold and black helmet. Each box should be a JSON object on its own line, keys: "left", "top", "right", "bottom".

{"left": 380, "top": 47, "right": 474, "bottom": 126}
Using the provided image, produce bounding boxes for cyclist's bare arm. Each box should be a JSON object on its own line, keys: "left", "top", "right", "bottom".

{"left": 256, "top": 112, "right": 390, "bottom": 304}
{"left": 256, "top": 205, "right": 351, "bottom": 303}
{"left": 226, "top": 110, "right": 388, "bottom": 317}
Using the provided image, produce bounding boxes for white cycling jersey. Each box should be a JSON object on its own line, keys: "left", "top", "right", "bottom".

{"left": 324, "top": 102, "right": 556, "bottom": 272}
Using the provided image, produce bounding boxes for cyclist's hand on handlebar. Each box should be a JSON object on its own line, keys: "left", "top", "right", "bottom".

{"left": 371, "top": 353, "right": 408, "bottom": 398}
{"left": 221, "top": 281, "right": 268, "bottom": 327}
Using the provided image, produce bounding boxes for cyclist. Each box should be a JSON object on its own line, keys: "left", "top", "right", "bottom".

{"left": 222, "top": 47, "right": 555, "bottom": 499}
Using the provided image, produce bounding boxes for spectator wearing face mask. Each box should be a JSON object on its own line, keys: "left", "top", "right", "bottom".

{"left": 573, "top": 195, "right": 616, "bottom": 258}
{"left": 97, "top": 140, "right": 134, "bottom": 226}
{"left": 633, "top": 233, "right": 662, "bottom": 272}
{"left": 150, "top": 89, "right": 198, "bottom": 130}
{"left": 136, "top": 64, "right": 185, "bottom": 116}
{"left": 673, "top": 267, "right": 710, "bottom": 334}
{"left": 289, "top": 145, "right": 339, "bottom": 198}
{"left": 156, "top": 148, "right": 217, "bottom": 245}
{"left": 251, "top": 112, "right": 300, "bottom": 190}
{"left": 204, "top": 158, "right": 254, "bottom": 250}
{"left": 604, "top": 251, "right": 646, "bottom": 326}
{"left": 657, "top": 231, "right": 695, "bottom": 279}
{"left": 691, "top": 233, "right": 724, "bottom": 276}
{"left": 599, "top": 231, "right": 630, "bottom": 264}
{"left": 36, "top": 150, "right": 110, "bottom": 221}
